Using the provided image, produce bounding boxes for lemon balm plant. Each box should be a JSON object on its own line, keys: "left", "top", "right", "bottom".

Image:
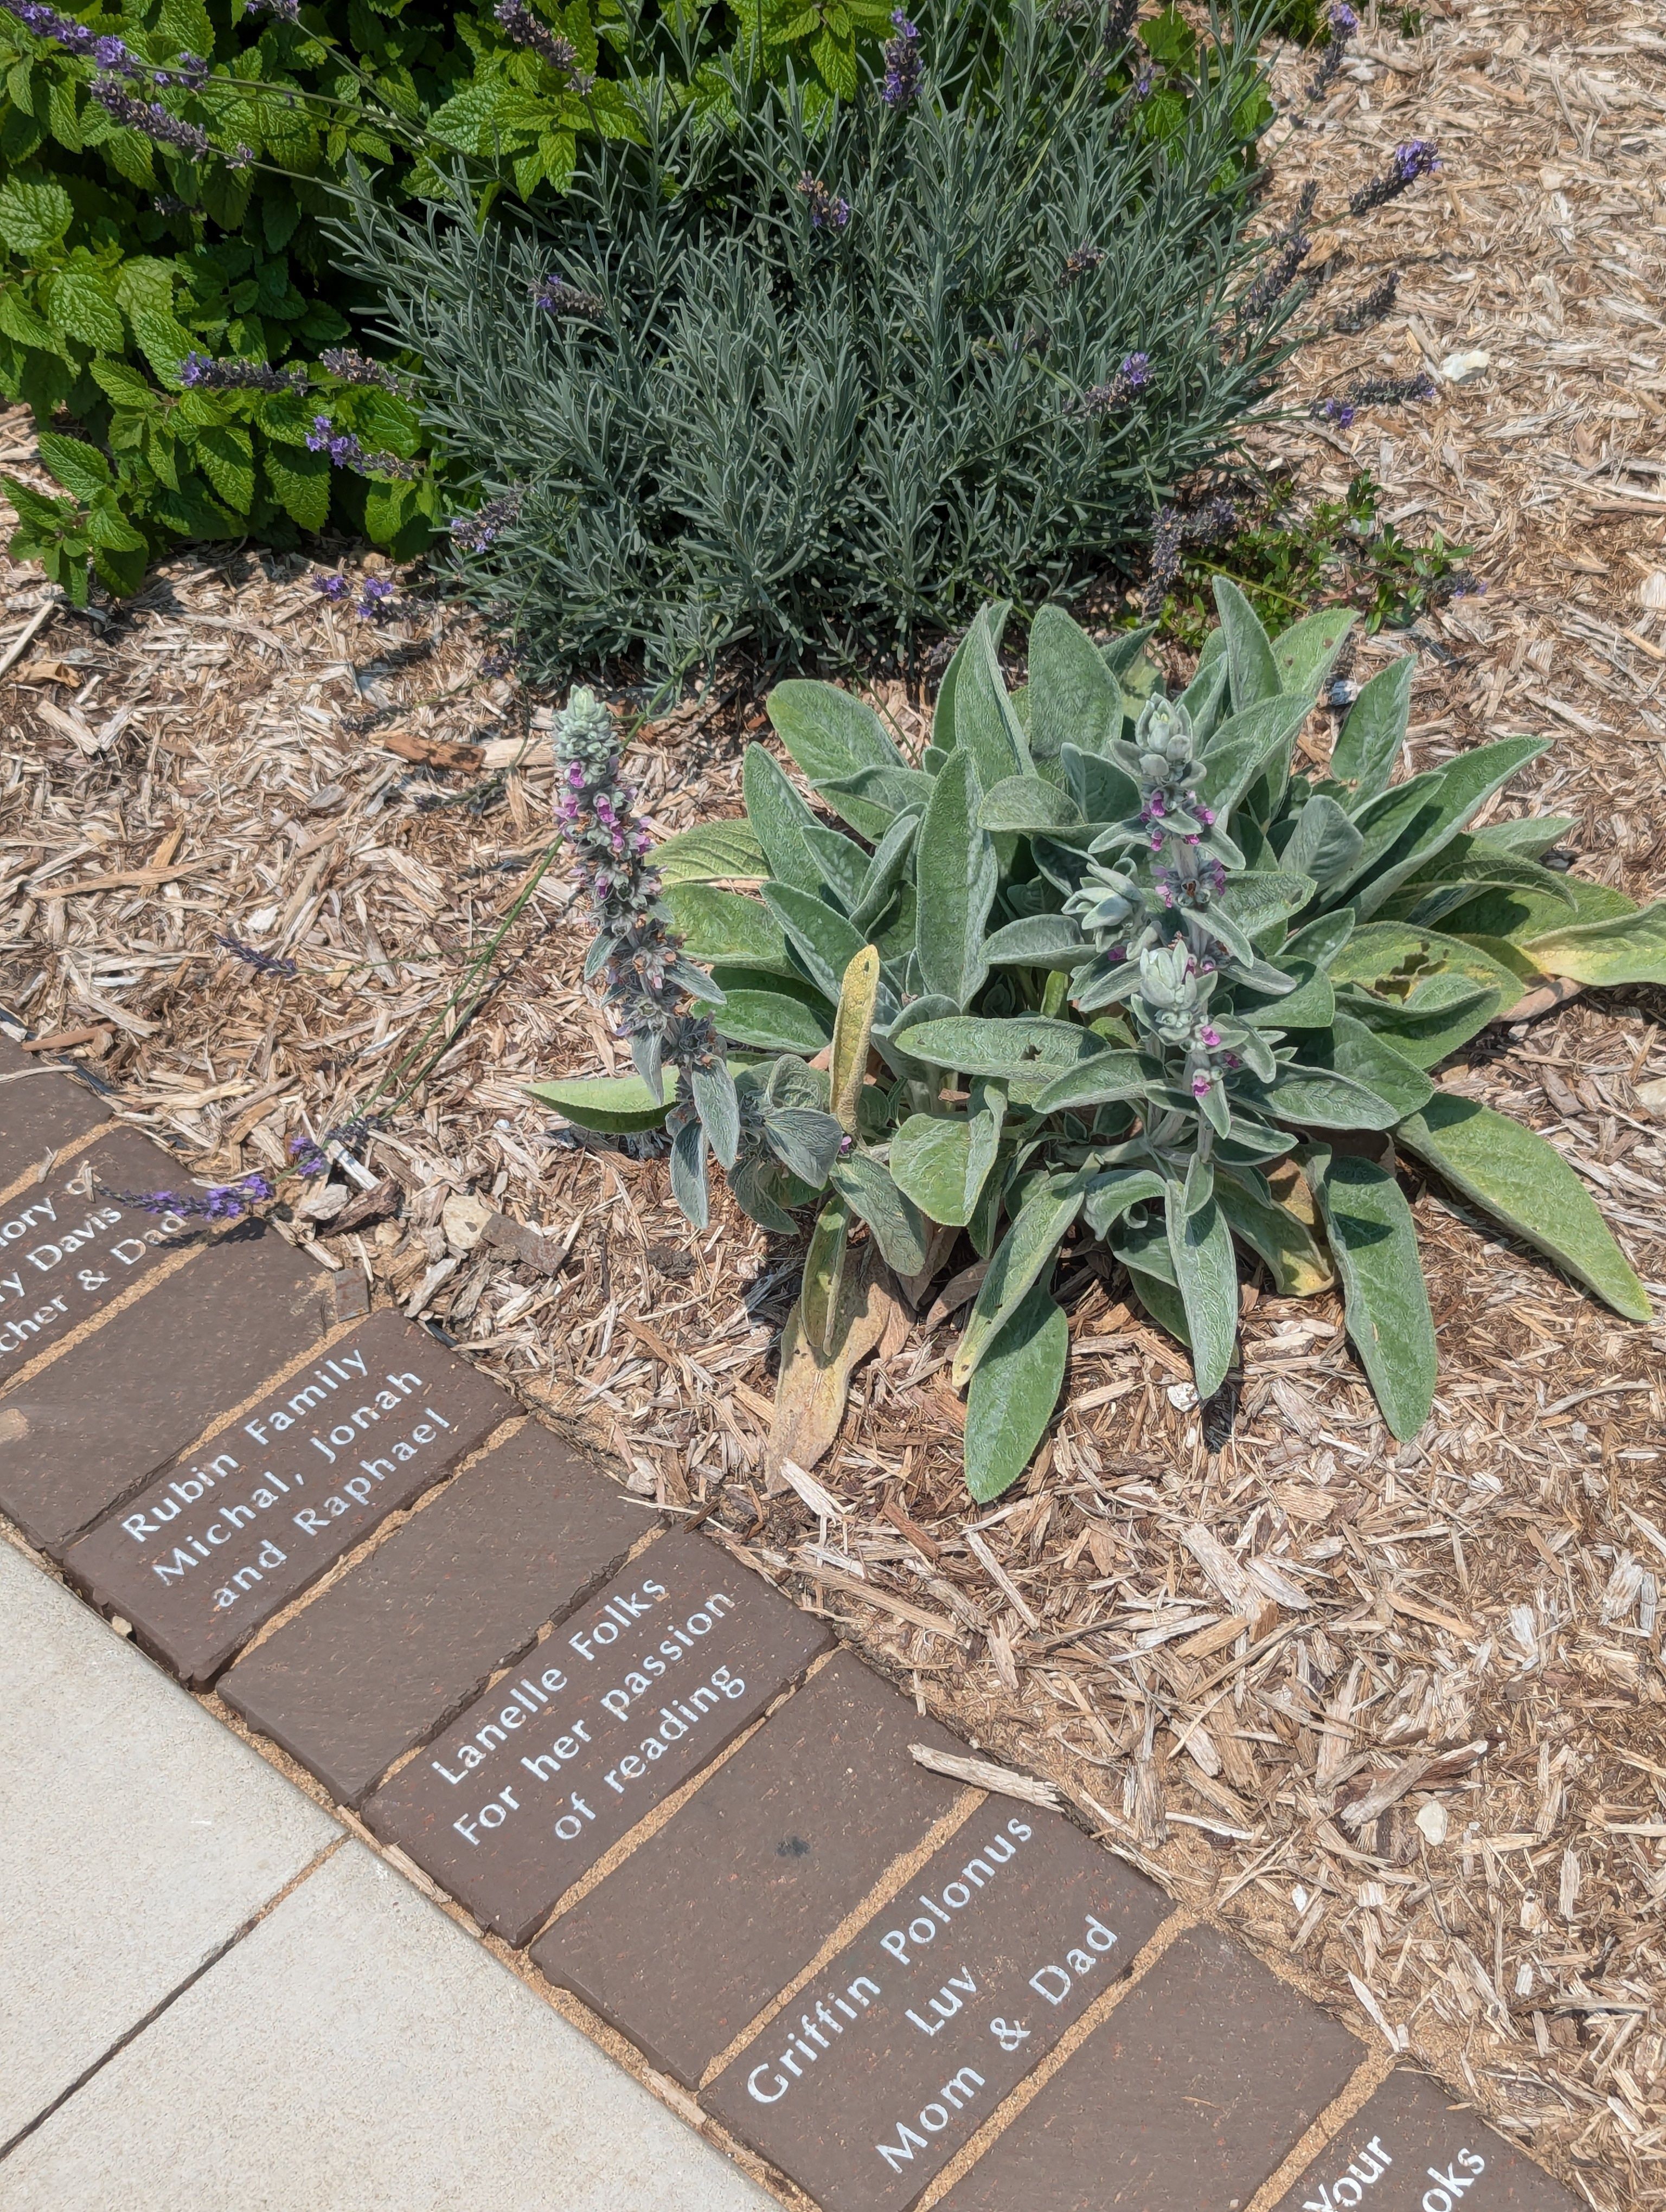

{"left": 538, "top": 585, "right": 1666, "bottom": 1501}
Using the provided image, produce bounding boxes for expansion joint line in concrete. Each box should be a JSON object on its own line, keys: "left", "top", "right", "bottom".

{"left": 0, "top": 1834, "right": 348, "bottom": 2164}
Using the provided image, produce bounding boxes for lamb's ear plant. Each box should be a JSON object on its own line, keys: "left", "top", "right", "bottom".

{"left": 537, "top": 584, "right": 1664, "bottom": 1500}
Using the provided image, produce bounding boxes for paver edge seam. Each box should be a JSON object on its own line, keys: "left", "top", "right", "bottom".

{"left": 0, "top": 1097, "right": 1579, "bottom": 2211}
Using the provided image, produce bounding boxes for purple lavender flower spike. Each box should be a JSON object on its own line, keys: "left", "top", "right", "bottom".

{"left": 90, "top": 79, "right": 212, "bottom": 159}
{"left": 531, "top": 273, "right": 607, "bottom": 321}
{"left": 1348, "top": 138, "right": 1439, "bottom": 216}
{"left": 306, "top": 416, "right": 421, "bottom": 480}
{"left": 1310, "top": 370, "right": 1436, "bottom": 427}
{"left": 355, "top": 576, "right": 397, "bottom": 622}
{"left": 797, "top": 173, "right": 850, "bottom": 230}
{"left": 216, "top": 931, "right": 299, "bottom": 978}
{"left": 318, "top": 346, "right": 405, "bottom": 390}
{"left": 99, "top": 1172, "right": 273, "bottom": 1223}
{"left": 287, "top": 1135, "right": 330, "bottom": 1179}
{"left": 1068, "top": 350, "right": 1151, "bottom": 419}
{"left": 494, "top": 0, "right": 589, "bottom": 80}
{"left": 881, "top": 12, "right": 921, "bottom": 107}
{"left": 181, "top": 351, "right": 307, "bottom": 393}
{"left": 450, "top": 492, "right": 523, "bottom": 553}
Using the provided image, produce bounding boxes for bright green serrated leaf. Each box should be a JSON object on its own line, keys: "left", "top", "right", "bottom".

{"left": 36, "top": 430, "right": 111, "bottom": 501}
{"left": 0, "top": 175, "right": 73, "bottom": 255}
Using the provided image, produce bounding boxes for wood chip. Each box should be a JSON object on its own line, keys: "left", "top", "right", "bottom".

{"left": 908, "top": 1744, "right": 1061, "bottom": 1809}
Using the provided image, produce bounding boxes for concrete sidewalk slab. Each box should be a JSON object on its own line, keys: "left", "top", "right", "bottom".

{"left": 0, "top": 1841, "right": 775, "bottom": 2212}
{"left": 0, "top": 1538, "right": 338, "bottom": 2147}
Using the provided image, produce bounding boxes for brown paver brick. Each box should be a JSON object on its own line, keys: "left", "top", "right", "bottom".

{"left": 0, "top": 1230, "right": 331, "bottom": 1554}
{"left": 62, "top": 1309, "right": 510, "bottom": 1685}
{"left": 1267, "top": 2066, "right": 1580, "bottom": 2212}
{"left": 933, "top": 1924, "right": 1362, "bottom": 2212}
{"left": 533, "top": 1650, "right": 969, "bottom": 2087}
{"left": 0, "top": 1033, "right": 110, "bottom": 1193}
{"left": 220, "top": 1418, "right": 645, "bottom": 1804}
{"left": 702, "top": 1805, "right": 1172, "bottom": 2212}
{"left": 0, "top": 1128, "right": 212, "bottom": 1387}
{"left": 362, "top": 1528, "right": 831, "bottom": 1946}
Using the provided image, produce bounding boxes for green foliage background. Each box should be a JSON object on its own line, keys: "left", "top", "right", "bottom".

{"left": 0, "top": 0, "right": 930, "bottom": 594}
{"left": 337, "top": 0, "right": 1299, "bottom": 677}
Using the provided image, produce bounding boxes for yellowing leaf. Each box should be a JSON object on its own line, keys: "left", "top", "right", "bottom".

{"left": 829, "top": 943, "right": 880, "bottom": 1134}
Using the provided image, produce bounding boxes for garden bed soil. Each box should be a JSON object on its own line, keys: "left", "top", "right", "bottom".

{"left": 2, "top": 2, "right": 1665, "bottom": 2204}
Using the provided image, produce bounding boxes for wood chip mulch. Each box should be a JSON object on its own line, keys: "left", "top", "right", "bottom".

{"left": 2, "top": 3, "right": 1664, "bottom": 2202}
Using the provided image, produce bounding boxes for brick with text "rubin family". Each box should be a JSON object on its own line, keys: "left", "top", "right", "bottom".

{"left": 65, "top": 1309, "right": 510, "bottom": 1686}
{"left": 0, "top": 1231, "right": 332, "bottom": 1555}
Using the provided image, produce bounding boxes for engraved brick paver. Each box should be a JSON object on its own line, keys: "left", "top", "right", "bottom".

{"left": 220, "top": 1417, "right": 645, "bottom": 1804}
{"left": 62, "top": 1308, "right": 510, "bottom": 1686}
{"left": 362, "top": 1528, "right": 831, "bottom": 1945}
{"left": 0, "top": 1229, "right": 331, "bottom": 1555}
{"left": 534, "top": 1650, "right": 970, "bottom": 2087}
{"left": 1268, "top": 2067, "right": 1580, "bottom": 2212}
{"left": 933, "top": 1925, "right": 1362, "bottom": 2212}
{"left": 702, "top": 1805, "right": 1172, "bottom": 2212}
{"left": 0, "top": 1127, "right": 202, "bottom": 1385}
{"left": 0, "top": 1034, "right": 109, "bottom": 1193}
